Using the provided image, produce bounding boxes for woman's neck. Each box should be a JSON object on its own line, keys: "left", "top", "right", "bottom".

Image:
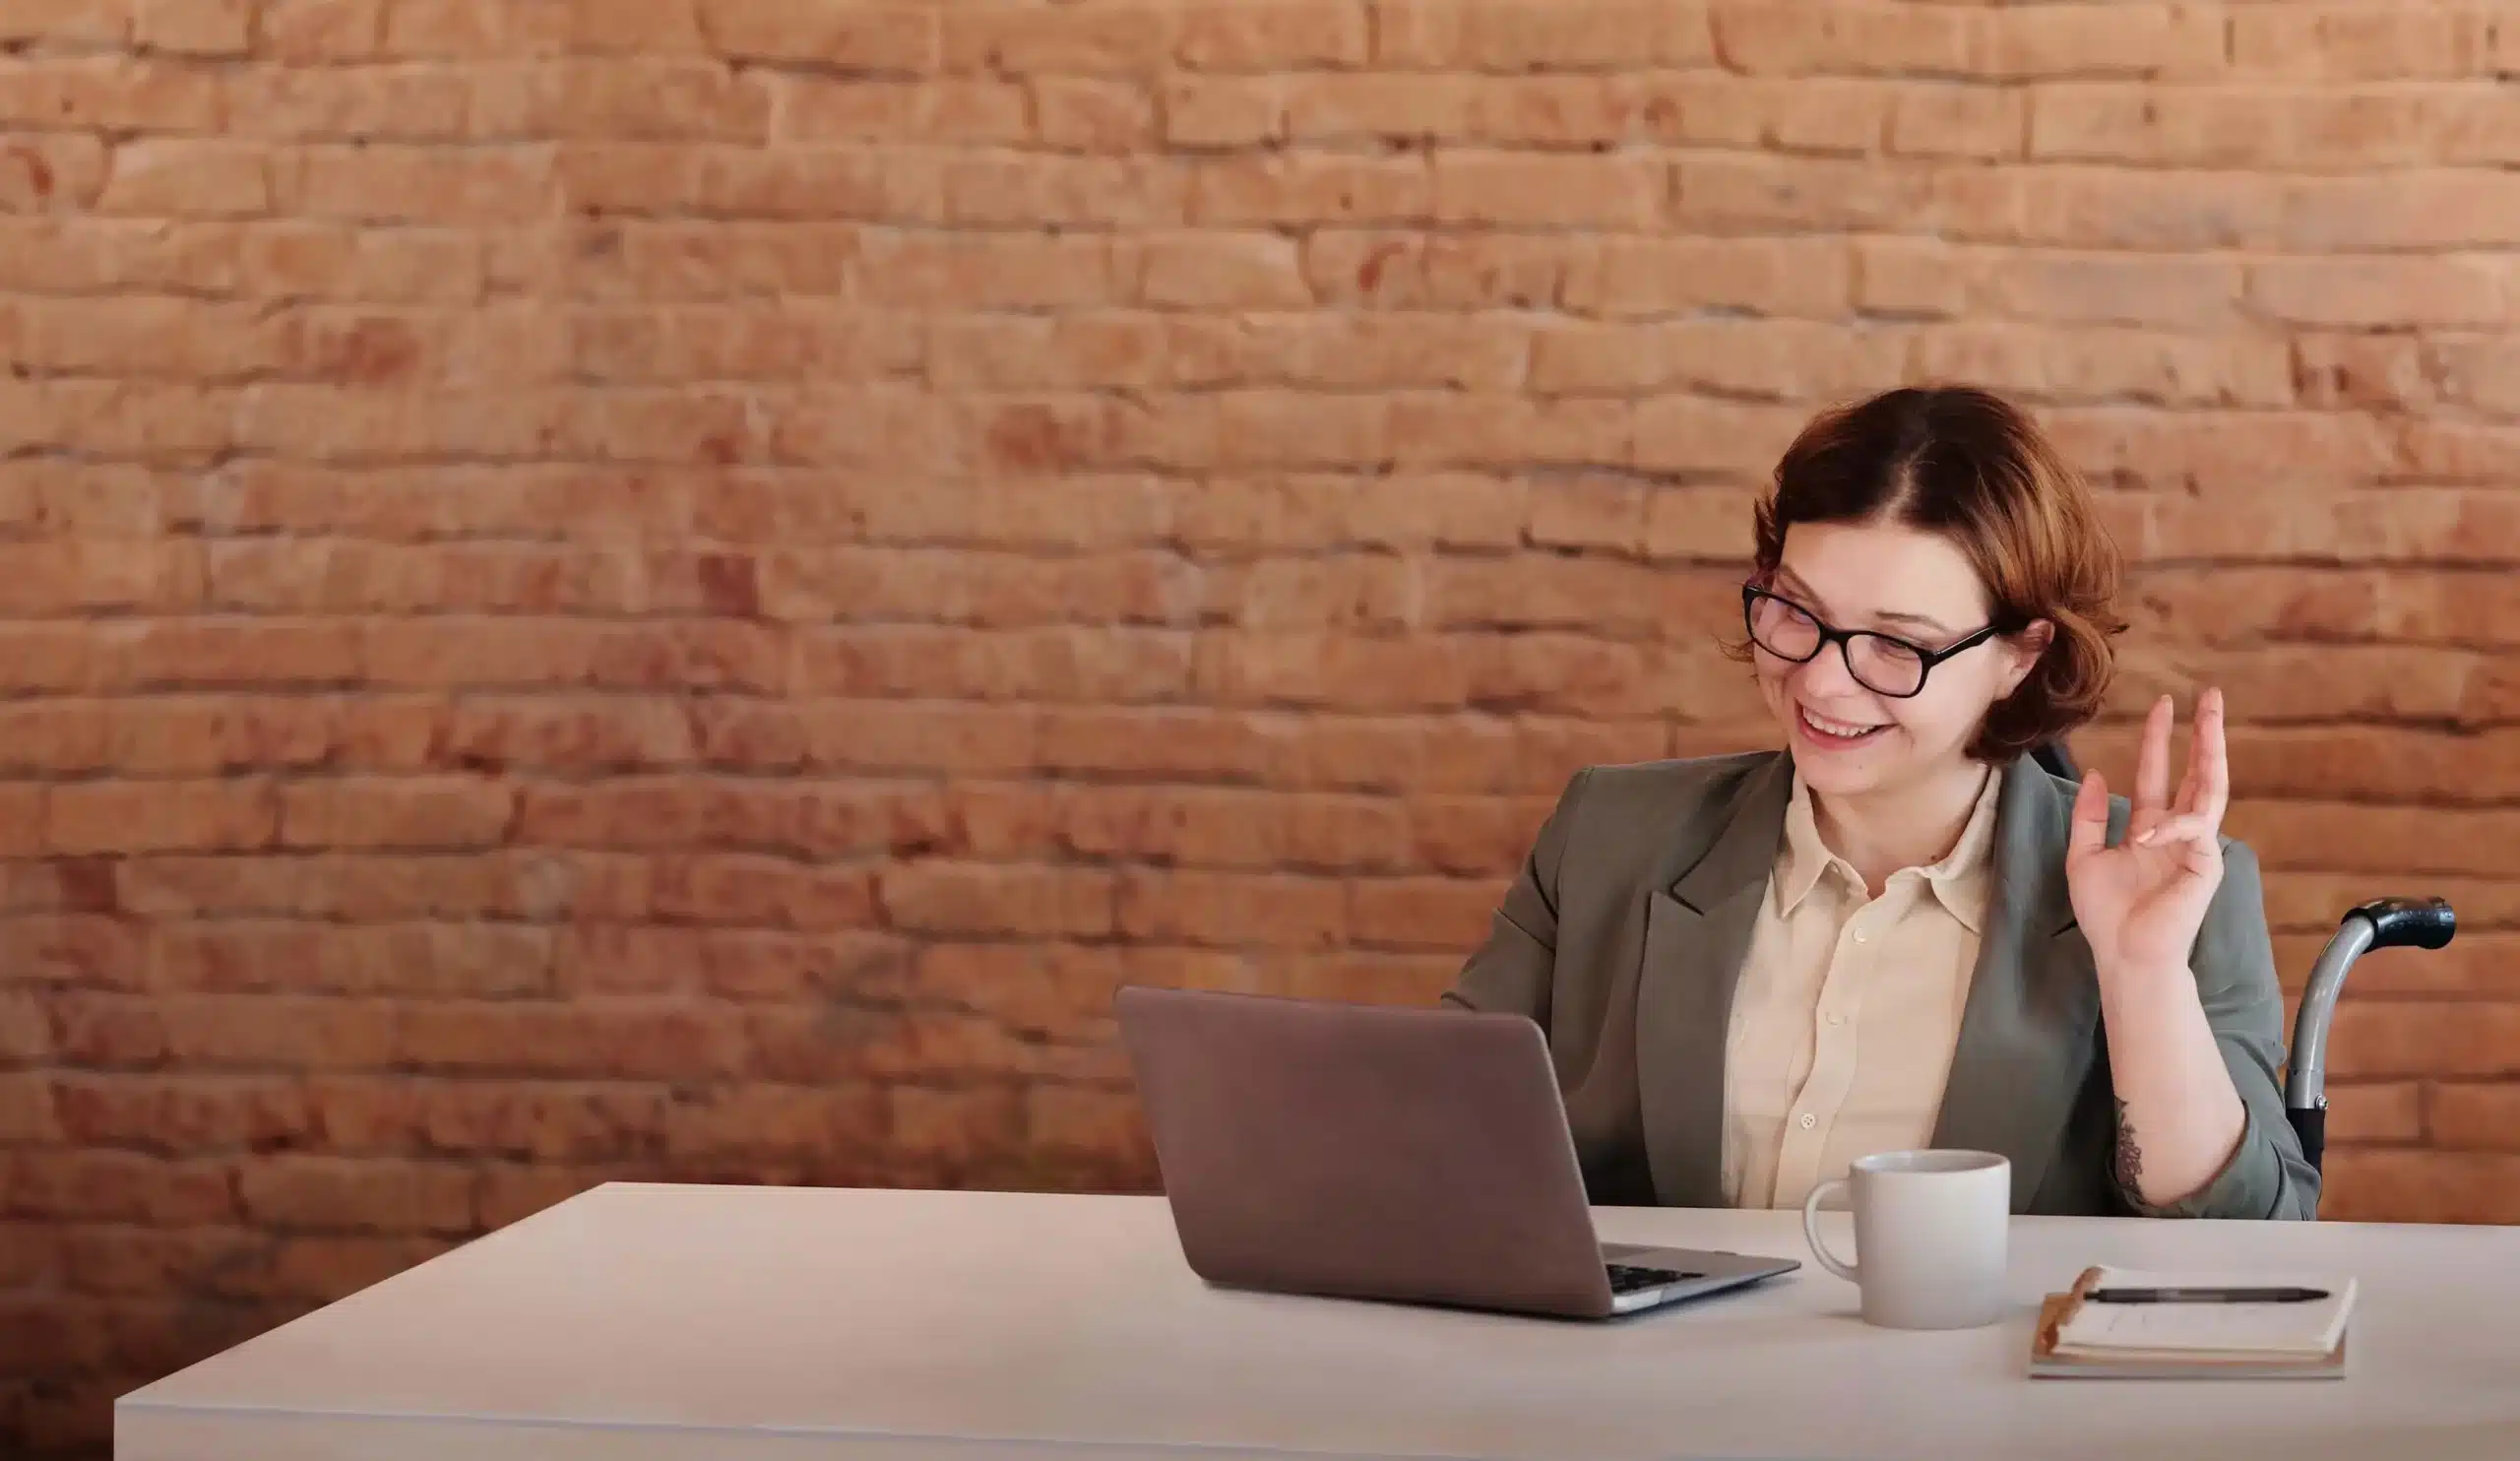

{"left": 1807, "top": 757, "right": 1994, "bottom": 897}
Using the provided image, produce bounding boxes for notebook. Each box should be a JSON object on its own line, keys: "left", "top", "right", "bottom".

{"left": 2030, "top": 1265, "right": 2355, "bottom": 1379}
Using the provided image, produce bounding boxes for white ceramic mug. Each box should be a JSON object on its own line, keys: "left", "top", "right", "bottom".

{"left": 1798, "top": 1149, "right": 2011, "bottom": 1330}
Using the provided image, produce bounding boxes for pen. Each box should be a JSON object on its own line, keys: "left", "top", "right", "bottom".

{"left": 2087, "top": 1286, "right": 2330, "bottom": 1304}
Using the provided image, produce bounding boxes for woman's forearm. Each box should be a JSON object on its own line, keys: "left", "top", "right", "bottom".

{"left": 2097, "top": 959, "right": 2248, "bottom": 1207}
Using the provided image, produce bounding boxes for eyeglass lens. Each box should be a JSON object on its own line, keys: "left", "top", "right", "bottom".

{"left": 1747, "top": 593, "right": 1930, "bottom": 697}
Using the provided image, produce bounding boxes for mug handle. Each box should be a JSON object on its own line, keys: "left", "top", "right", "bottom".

{"left": 1800, "top": 1176, "right": 1859, "bottom": 1283}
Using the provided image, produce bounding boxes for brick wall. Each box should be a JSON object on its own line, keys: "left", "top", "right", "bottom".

{"left": 6, "top": 0, "right": 2520, "bottom": 1450}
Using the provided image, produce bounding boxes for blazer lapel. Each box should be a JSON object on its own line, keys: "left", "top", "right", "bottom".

{"left": 1636, "top": 752, "right": 1794, "bottom": 1209}
{"left": 1928, "top": 757, "right": 2119, "bottom": 1210}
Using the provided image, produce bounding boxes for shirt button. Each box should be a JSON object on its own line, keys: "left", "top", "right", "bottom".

{"left": 1826, "top": 1011, "right": 1846, "bottom": 1026}
{"left": 1798, "top": 1112, "right": 1816, "bottom": 1130}
{"left": 1852, "top": 927, "right": 1868, "bottom": 943}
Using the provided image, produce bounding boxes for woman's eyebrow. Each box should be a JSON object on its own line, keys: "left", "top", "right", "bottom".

{"left": 1875, "top": 607, "right": 1956, "bottom": 635}
{"left": 1776, "top": 568, "right": 1955, "bottom": 635}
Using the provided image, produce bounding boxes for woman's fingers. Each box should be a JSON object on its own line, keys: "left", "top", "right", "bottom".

{"left": 2157, "top": 687, "right": 2228, "bottom": 821}
{"left": 2193, "top": 685, "right": 2230, "bottom": 825}
{"left": 2067, "top": 768, "right": 2110, "bottom": 865}
{"left": 2132, "top": 811, "right": 2221, "bottom": 853}
{"left": 2131, "top": 693, "right": 2174, "bottom": 833}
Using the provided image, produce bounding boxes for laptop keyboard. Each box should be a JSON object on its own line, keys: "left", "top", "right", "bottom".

{"left": 1606, "top": 1263, "right": 1700, "bottom": 1294}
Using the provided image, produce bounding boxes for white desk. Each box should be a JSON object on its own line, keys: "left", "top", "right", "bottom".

{"left": 118, "top": 1184, "right": 2520, "bottom": 1461}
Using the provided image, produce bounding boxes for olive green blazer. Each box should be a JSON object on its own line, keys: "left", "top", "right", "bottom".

{"left": 1440, "top": 749, "right": 2317, "bottom": 1219}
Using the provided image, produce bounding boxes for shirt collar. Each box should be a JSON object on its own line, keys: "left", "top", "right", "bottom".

{"left": 1774, "top": 764, "right": 2003, "bottom": 934}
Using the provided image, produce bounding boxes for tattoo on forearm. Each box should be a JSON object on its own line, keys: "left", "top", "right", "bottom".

{"left": 2113, "top": 1097, "right": 2144, "bottom": 1191}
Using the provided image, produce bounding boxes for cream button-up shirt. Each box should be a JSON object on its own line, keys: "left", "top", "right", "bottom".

{"left": 1720, "top": 767, "right": 2001, "bottom": 1210}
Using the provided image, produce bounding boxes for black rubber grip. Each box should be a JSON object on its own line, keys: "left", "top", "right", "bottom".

{"left": 2351, "top": 897, "right": 2456, "bottom": 953}
{"left": 2288, "top": 1105, "right": 2326, "bottom": 1176}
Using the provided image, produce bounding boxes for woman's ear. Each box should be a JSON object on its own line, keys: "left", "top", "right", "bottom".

{"left": 1998, "top": 619, "right": 2054, "bottom": 695}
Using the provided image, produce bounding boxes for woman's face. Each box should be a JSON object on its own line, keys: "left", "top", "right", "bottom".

{"left": 1748, "top": 521, "right": 2048, "bottom": 799}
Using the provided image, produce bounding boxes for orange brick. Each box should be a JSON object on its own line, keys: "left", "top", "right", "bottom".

{"left": 859, "top": 230, "right": 1123, "bottom": 306}
{"left": 1388, "top": 394, "right": 1627, "bottom": 469}
{"left": 1909, "top": 325, "right": 2294, "bottom": 410}
{"left": 395, "top": 1000, "right": 748, "bottom": 1081}
{"left": 1433, "top": 151, "right": 1666, "bottom": 228}
{"left": 662, "top": 1084, "right": 888, "bottom": 1162}
{"left": 492, "top": 61, "right": 772, "bottom": 144}
{"left": 473, "top": 1164, "right": 608, "bottom": 1229}
{"left": 0, "top": 58, "right": 224, "bottom": 131}
{"left": 1116, "top": 869, "right": 1346, "bottom": 948}
{"left": 1160, "top": 75, "right": 1284, "bottom": 146}
{"left": 1713, "top": 1, "right": 1977, "bottom": 77}
{"left": 49, "top": 779, "right": 276, "bottom": 856}
{"left": 0, "top": 135, "right": 109, "bottom": 211}
{"left": 2322, "top": 1082, "right": 2426, "bottom": 1145}
{"left": 1317, "top": 230, "right": 1587, "bottom": 310}
{"left": 378, "top": 0, "right": 563, "bottom": 56}
{"left": 942, "top": 0, "right": 1177, "bottom": 75}
{"left": 107, "top": 696, "right": 360, "bottom": 775}
{"left": 0, "top": 918, "right": 148, "bottom": 989}
{"left": 281, "top": 777, "right": 515, "bottom": 851}
{"left": 2008, "top": 167, "right": 2286, "bottom": 250}
{"left": 253, "top": 1235, "right": 457, "bottom": 1301}
{"left": 1284, "top": 72, "right": 1474, "bottom": 142}
{"left": 1177, "top": 1, "right": 1368, "bottom": 70}
{"left": 2233, "top": 6, "right": 2487, "bottom": 81}
{"left": 2320, "top": 1149, "right": 2520, "bottom": 1225}
{"left": 58, "top": 1225, "right": 261, "bottom": 1296}
{"left": 7, "top": 1151, "right": 234, "bottom": 1225}
{"left": 1675, "top": 152, "right": 1931, "bottom": 232}
{"left": 700, "top": 0, "right": 933, "bottom": 69}
{"left": 1980, "top": 3, "right": 2227, "bottom": 82}
{"left": 1139, "top": 229, "right": 1311, "bottom": 306}
{"left": 2427, "top": 1084, "right": 2520, "bottom": 1150}
{"left": 2307, "top": 997, "right": 2520, "bottom": 1078}
{"left": 1349, "top": 876, "right": 1497, "bottom": 952}
{"left": 138, "top": 0, "right": 253, "bottom": 54}
{"left": 943, "top": 152, "right": 1185, "bottom": 228}
{"left": 274, "top": 144, "right": 553, "bottom": 222}
{"left": 650, "top": 854, "right": 875, "bottom": 931}
{"left": 98, "top": 140, "right": 273, "bottom": 218}
{"left": 308, "top": 1072, "right": 669, "bottom": 1159}
{"left": 160, "top": 921, "right": 550, "bottom": 998}
{"left": 1033, "top": 78, "right": 1158, "bottom": 152}
{"left": 0, "top": 1074, "right": 59, "bottom": 1142}
{"left": 2250, "top": 255, "right": 2512, "bottom": 329}
{"left": 3, "top": 0, "right": 133, "bottom": 43}
{"left": 1890, "top": 84, "right": 2025, "bottom": 159}
{"left": 1382, "top": 0, "right": 1713, "bottom": 69}
{"left": 1026, "top": 1086, "right": 1149, "bottom": 1160}
{"left": 1634, "top": 397, "right": 1806, "bottom": 476}
{"left": 1190, "top": 153, "right": 1430, "bottom": 224}
{"left": 1564, "top": 235, "right": 1852, "bottom": 319}
{"left": 259, "top": 0, "right": 383, "bottom": 59}
{"left": 1975, "top": 249, "right": 2243, "bottom": 327}
{"left": 236, "top": 1155, "right": 474, "bottom": 1234}
{"left": 1473, "top": 74, "right": 1692, "bottom": 147}
{"left": 774, "top": 78, "right": 1027, "bottom": 145}
{"left": 878, "top": 863, "right": 1116, "bottom": 938}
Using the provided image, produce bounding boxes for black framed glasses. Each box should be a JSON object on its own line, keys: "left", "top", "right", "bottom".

{"left": 1741, "top": 584, "right": 2005, "bottom": 699}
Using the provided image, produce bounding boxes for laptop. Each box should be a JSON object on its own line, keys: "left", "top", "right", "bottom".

{"left": 1114, "top": 985, "right": 1800, "bottom": 1320}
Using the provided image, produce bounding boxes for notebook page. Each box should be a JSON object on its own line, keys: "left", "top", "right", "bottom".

{"left": 2053, "top": 1268, "right": 2354, "bottom": 1358}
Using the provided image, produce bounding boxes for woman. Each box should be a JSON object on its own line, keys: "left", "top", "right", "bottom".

{"left": 1442, "top": 384, "right": 2314, "bottom": 1220}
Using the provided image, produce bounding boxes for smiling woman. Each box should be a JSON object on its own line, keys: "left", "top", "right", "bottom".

{"left": 1442, "top": 384, "right": 2319, "bottom": 1223}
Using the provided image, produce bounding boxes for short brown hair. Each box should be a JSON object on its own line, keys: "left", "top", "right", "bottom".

{"left": 1728, "top": 384, "right": 2128, "bottom": 764}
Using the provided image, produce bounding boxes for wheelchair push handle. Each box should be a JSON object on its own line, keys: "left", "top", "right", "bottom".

{"left": 2284, "top": 897, "right": 2456, "bottom": 1179}
{"left": 2349, "top": 896, "right": 2456, "bottom": 953}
